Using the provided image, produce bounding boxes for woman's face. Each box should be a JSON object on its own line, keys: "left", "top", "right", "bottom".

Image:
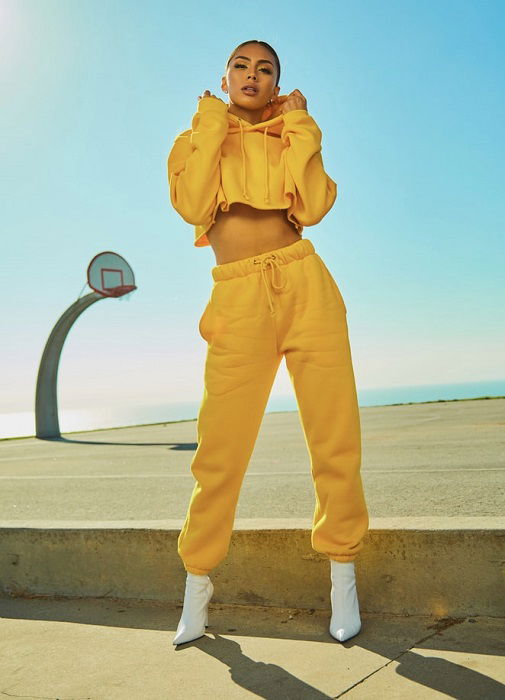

{"left": 222, "top": 44, "right": 280, "bottom": 114}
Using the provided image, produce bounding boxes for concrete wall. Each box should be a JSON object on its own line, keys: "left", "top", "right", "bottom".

{"left": 1, "top": 517, "right": 503, "bottom": 617}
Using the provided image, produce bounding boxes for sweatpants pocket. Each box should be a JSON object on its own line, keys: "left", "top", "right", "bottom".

{"left": 198, "top": 301, "right": 213, "bottom": 342}
{"left": 315, "top": 256, "right": 348, "bottom": 314}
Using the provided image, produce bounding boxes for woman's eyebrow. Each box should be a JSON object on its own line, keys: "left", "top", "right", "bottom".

{"left": 234, "top": 55, "right": 274, "bottom": 66}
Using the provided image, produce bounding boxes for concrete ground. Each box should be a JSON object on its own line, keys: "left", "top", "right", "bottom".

{"left": 1, "top": 398, "right": 503, "bottom": 698}
{"left": 0, "top": 597, "right": 504, "bottom": 699}
{"left": 0, "top": 397, "right": 504, "bottom": 521}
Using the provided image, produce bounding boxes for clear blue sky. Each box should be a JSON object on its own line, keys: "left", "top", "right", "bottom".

{"left": 2, "top": 0, "right": 504, "bottom": 417}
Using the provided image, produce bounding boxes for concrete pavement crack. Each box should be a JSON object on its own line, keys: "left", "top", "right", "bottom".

{"left": 333, "top": 616, "right": 467, "bottom": 698}
{"left": 1, "top": 688, "right": 91, "bottom": 699}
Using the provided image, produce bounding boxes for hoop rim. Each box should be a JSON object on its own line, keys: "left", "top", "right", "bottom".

{"left": 101, "top": 284, "right": 137, "bottom": 298}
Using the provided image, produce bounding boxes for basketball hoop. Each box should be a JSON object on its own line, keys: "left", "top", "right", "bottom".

{"left": 87, "top": 252, "right": 137, "bottom": 299}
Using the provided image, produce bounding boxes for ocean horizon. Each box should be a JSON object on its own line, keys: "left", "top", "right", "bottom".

{"left": 1, "top": 378, "right": 504, "bottom": 440}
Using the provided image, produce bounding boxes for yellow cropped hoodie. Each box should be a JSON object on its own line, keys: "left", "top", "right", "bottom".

{"left": 167, "top": 95, "right": 337, "bottom": 247}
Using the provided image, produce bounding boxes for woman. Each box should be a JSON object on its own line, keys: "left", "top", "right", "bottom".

{"left": 167, "top": 39, "right": 369, "bottom": 645}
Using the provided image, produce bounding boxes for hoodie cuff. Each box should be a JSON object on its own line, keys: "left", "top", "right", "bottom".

{"left": 281, "top": 108, "right": 322, "bottom": 143}
{"left": 197, "top": 96, "right": 229, "bottom": 114}
{"left": 282, "top": 108, "right": 309, "bottom": 119}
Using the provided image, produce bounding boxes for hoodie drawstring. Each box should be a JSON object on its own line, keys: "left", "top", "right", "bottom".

{"left": 254, "top": 254, "right": 287, "bottom": 316}
{"left": 238, "top": 118, "right": 270, "bottom": 203}
{"left": 238, "top": 119, "right": 250, "bottom": 200}
{"left": 263, "top": 126, "right": 270, "bottom": 203}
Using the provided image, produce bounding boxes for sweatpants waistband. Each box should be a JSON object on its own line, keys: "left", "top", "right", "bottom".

{"left": 211, "top": 237, "right": 316, "bottom": 282}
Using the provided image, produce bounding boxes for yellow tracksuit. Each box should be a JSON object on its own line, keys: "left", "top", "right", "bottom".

{"left": 167, "top": 97, "right": 369, "bottom": 574}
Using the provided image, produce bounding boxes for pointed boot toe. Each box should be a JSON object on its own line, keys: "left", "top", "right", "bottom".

{"left": 173, "top": 573, "right": 214, "bottom": 645}
{"left": 329, "top": 560, "right": 361, "bottom": 643}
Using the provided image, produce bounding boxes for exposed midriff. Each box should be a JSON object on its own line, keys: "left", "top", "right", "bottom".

{"left": 206, "top": 202, "right": 301, "bottom": 265}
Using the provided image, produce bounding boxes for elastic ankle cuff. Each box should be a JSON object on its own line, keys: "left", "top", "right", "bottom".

{"left": 185, "top": 565, "right": 211, "bottom": 575}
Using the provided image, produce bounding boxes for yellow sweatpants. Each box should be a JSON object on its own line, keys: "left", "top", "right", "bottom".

{"left": 178, "top": 237, "right": 369, "bottom": 575}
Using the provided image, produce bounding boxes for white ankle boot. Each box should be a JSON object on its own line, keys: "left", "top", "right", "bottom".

{"left": 329, "top": 560, "right": 361, "bottom": 642}
{"left": 173, "top": 572, "right": 214, "bottom": 645}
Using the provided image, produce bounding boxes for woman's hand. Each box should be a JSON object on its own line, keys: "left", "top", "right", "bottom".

{"left": 281, "top": 89, "right": 307, "bottom": 113}
{"left": 198, "top": 89, "right": 226, "bottom": 104}
{"left": 261, "top": 89, "right": 308, "bottom": 120}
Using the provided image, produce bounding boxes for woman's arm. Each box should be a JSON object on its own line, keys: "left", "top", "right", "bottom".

{"left": 167, "top": 96, "right": 228, "bottom": 225}
{"left": 281, "top": 109, "right": 337, "bottom": 225}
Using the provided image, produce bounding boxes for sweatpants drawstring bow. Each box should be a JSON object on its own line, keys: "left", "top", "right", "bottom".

{"left": 254, "top": 254, "right": 287, "bottom": 316}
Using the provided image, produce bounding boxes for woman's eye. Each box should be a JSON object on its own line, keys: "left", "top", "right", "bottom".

{"left": 233, "top": 63, "right": 272, "bottom": 74}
